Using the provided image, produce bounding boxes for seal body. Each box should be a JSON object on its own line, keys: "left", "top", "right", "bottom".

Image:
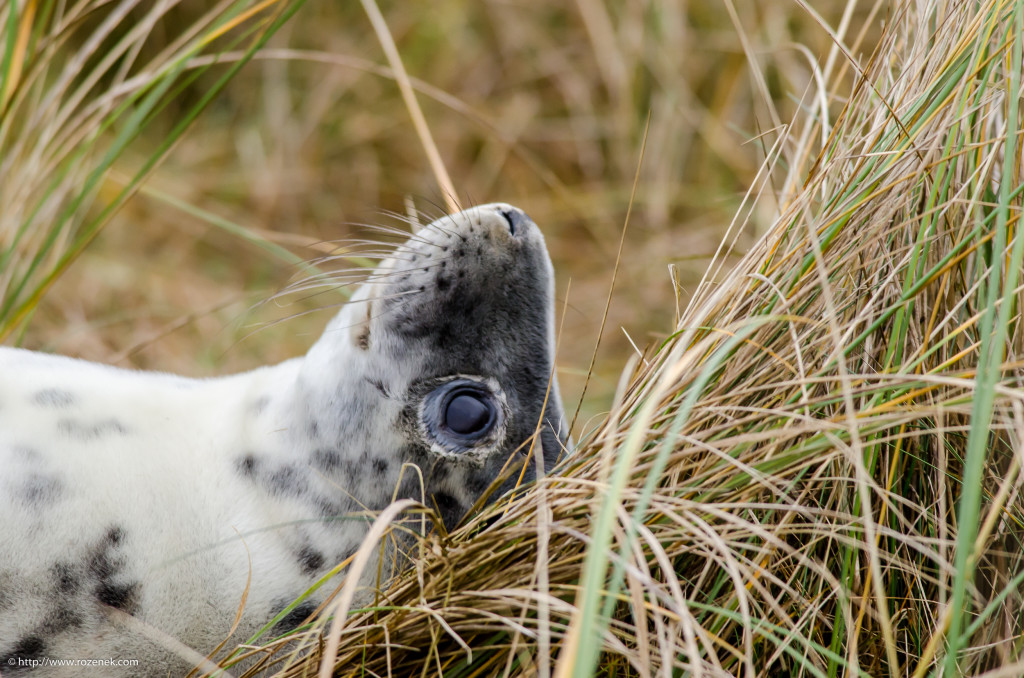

{"left": 0, "top": 204, "right": 567, "bottom": 675}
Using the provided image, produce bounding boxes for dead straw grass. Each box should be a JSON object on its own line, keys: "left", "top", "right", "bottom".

{"left": 233, "top": 0, "right": 1024, "bottom": 675}
{"left": 0, "top": 0, "right": 304, "bottom": 343}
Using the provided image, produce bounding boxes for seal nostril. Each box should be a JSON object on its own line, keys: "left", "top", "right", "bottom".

{"left": 499, "top": 208, "right": 527, "bottom": 237}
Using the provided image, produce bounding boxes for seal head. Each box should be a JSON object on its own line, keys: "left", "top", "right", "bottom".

{"left": 297, "top": 203, "right": 567, "bottom": 529}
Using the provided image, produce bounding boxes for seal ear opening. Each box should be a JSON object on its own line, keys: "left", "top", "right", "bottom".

{"left": 350, "top": 298, "right": 372, "bottom": 351}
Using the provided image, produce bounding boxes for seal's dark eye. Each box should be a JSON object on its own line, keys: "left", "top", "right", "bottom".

{"left": 444, "top": 393, "right": 492, "bottom": 434}
{"left": 422, "top": 379, "right": 503, "bottom": 452}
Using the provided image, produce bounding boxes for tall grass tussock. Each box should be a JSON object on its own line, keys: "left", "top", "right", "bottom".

{"left": 3, "top": 0, "right": 1024, "bottom": 676}
{"left": 263, "top": 0, "right": 1023, "bottom": 675}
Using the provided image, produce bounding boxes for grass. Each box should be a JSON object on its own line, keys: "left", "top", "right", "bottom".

{"left": 5, "top": 0, "right": 1024, "bottom": 676}
{"left": 0, "top": 0, "right": 307, "bottom": 344}
{"left": 260, "top": 0, "right": 1021, "bottom": 675}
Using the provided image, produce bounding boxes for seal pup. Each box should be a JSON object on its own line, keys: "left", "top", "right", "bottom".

{"left": 0, "top": 203, "right": 567, "bottom": 675}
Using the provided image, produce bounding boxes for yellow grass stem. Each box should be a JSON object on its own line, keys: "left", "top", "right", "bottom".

{"left": 359, "top": 0, "right": 459, "bottom": 214}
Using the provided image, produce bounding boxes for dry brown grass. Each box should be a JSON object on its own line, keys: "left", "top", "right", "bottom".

{"left": 210, "top": 0, "right": 1020, "bottom": 675}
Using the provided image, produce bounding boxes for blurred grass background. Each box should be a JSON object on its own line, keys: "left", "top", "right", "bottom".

{"left": 12, "top": 0, "right": 879, "bottom": 430}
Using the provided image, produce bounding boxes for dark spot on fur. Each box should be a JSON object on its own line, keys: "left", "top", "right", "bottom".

{"left": 18, "top": 473, "right": 63, "bottom": 506}
{"left": 458, "top": 270, "right": 466, "bottom": 278}
{"left": 105, "top": 527, "right": 125, "bottom": 546}
{"left": 236, "top": 454, "right": 259, "bottom": 477}
{"left": 441, "top": 322, "right": 461, "bottom": 347}
{"left": 33, "top": 389, "right": 75, "bottom": 408}
{"left": 307, "top": 419, "right": 320, "bottom": 439}
{"left": 436, "top": 276, "right": 451, "bottom": 291}
{"left": 274, "top": 602, "right": 317, "bottom": 633}
{"left": 433, "top": 491, "right": 459, "bottom": 512}
{"left": 96, "top": 579, "right": 140, "bottom": 611}
{"left": 314, "top": 496, "right": 347, "bottom": 518}
{"left": 297, "top": 546, "right": 325, "bottom": 575}
{"left": 76, "top": 526, "right": 139, "bottom": 613}
{"left": 372, "top": 458, "right": 389, "bottom": 475}
{"left": 89, "top": 549, "right": 114, "bottom": 581}
{"left": 311, "top": 448, "right": 341, "bottom": 472}
{"left": 41, "top": 605, "right": 83, "bottom": 634}
{"left": 3, "top": 635, "right": 46, "bottom": 664}
{"left": 53, "top": 562, "right": 80, "bottom": 594}
{"left": 432, "top": 492, "right": 465, "bottom": 529}
{"left": 339, "top": 458, "right": 362, "bottom": 482}
{"left": 57, "top": 418, "right": 129, "bottom": 442}
{"left": 267, "top": 465, "right": 305, "bottom": 496}
{"left": 431, "top": 463, "right": 450, "bottom": 482}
